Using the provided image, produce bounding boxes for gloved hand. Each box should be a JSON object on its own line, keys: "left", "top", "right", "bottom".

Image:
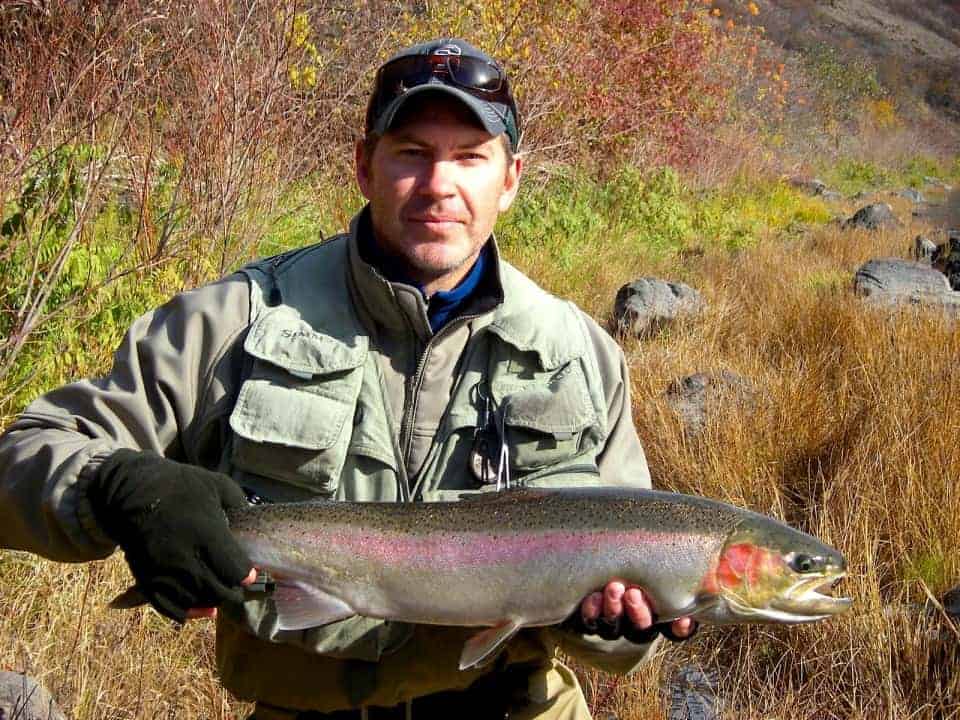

{"left": 563, "top": 609, "right": 699, "bottom": 644}
{"left": 89, "top": 449, "right": 251, "bottom": 622}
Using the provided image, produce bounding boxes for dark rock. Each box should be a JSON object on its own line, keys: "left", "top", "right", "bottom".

{"left": 0, "top": 672, "right": 67, "bottom": 720}
{"left": 843, "top": 203, "right": 900, "bottom": 231}
{"left": 933, "top": 233, "right": 960, "bottom": 291}
{"left": 788, "top": 177, "right": 826, "bottom": 195}
{"left": 666, "top": 665, "right": 719, "bottom": 720}
{"left": 895, "top": 188, "right": 926, "bottom": 204}
{"left": 914, "top": 235, "right": 938, "bottom": 264}
{"left": 944, "top": 586, "right": 960, "bottom": 617}
{"left": 664, "top": 370, "right": 754, "bottom": 436}
{"left": 613, "top": 278, "right": 705, "bottom": 337}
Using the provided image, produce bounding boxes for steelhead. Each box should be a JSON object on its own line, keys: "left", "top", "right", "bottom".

{"left": 188, "top": 487, "right": 852, "bottom": 670}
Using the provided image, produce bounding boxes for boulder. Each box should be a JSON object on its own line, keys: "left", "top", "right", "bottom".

{"left": 894, "top": 188, "right": 926, "bottom": 204}
{"left": 664, "top": 370, "right": 754, "bottom": 436}
{"left": 613, "top": 278, "right": 705, "bottom": 337}
{"left": 854, "top": 258, "right": 950, "bottom": 297}
{"left": 666, "top": 665, "right": 719, "bottom": 720}
{"left": 0, "top": 672, "right": 67, "bottom": 720}
{"left": 914, "top": 235, "right": 938, "bottom": 264}
{"left": 854, "top": 258, "right": 960, "bottom": 315}
{"left": 944, "top": 585, "right": 960, "bottom": 617}
{"left": 938, "top": 234, "right": 960, "bottom": 291}
{"left": 788, "top": 177, "right": 826, "bottom": 195}
{"left": 843, "top": 203, "right": 900, "bottom": 231}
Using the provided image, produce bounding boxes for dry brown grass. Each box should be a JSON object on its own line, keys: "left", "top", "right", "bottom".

{"left": 583, "top": 203, "right": 960, "bottom": 719}
{"left": 3, "top": 196, "right": 959, "bottom": 719}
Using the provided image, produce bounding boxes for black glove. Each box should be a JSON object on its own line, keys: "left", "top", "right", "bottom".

{"left": 563, "top": 610, "right": 699, "bottom": 644}
{"left": 89, "top": 449, "right": 251, "bottom": 622}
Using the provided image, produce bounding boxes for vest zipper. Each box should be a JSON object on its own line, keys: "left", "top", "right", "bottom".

{"left": 399, "top": 312, "right": 483, "bottom": 490}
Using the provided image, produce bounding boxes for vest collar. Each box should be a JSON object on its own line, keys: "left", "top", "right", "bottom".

{"left": 344, "top": 207, "right": 585, "bottom": 370}
{"left": 347, "top": 207, "right": 504, "bottom": 340}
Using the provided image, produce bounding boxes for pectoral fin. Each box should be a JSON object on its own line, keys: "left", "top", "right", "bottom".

{"left": 272, "top": 579, "right": 356, "bottom": 631}
{"left": 459, "top": 619, "right": 522, "bottom": 671}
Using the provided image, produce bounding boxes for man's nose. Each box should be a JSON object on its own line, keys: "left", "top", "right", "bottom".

{"left": 419, "top": 160, "right": 457, "bottom": 197}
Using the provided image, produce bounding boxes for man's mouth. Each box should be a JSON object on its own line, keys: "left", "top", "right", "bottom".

{"left": 408, "top": 216, "right": 462, "bottom": 225}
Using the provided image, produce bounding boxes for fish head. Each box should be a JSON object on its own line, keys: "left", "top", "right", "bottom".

{"left": 699, "top": 520, "right": 852, "bottom": 624}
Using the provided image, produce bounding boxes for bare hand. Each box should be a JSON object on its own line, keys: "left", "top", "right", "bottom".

{"left": 579, "top": 579, "right": 696, "bottom": 639}
{"left": 184, "top": 568, "right": 257, "bottom": 620}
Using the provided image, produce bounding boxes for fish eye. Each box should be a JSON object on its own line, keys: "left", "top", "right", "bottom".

{"left": 788, "top": 553, "right": 824, "bottom": 573}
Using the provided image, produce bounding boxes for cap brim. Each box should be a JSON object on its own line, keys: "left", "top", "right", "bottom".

{"left": 371, "top": 83, "right": 507, "bottom": 140}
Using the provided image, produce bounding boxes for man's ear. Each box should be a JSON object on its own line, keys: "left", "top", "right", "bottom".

{"left": 355, "top": 139, "right": 372, "bottom": 200}
{"left": 498, "top": 154, "right": 523, "bottom": 213}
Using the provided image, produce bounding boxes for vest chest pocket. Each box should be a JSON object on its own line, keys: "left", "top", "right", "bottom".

{"left": 228, "top": 308, "right": 367, "bottom": 495}
{"left": 495, "top": 360, "right": 601, "bottom": 474}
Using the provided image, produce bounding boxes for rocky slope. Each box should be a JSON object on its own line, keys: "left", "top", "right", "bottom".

{"left": 727, "top": 0, "right": 960, "bottom": 120}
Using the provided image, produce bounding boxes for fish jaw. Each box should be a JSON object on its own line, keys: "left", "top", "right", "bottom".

{"left": 699, "top": 527, "right": 853, "bottom": 624}
{"left": 767, "top": 573, "right": 853, "bottom": 621}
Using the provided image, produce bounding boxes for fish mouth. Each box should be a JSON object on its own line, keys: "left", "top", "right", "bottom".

{"left": 769, "top": 571, "right": 852, "bottom": 621}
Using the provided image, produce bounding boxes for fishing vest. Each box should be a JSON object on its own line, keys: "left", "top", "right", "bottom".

{"left": 215, "top": 230, "right": 611, "bottom": 710}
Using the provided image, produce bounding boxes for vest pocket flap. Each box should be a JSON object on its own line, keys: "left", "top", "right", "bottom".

{"left": 502, "top": 385, "right": 596, "bottom": 436}
{"left": 245, "top": 306, "right": 367, "bottom": 376}
{"left": 230, "top": 379, "right": 352, "bottom": 450}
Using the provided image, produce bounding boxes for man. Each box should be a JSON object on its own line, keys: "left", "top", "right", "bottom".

{"left": 0, "top": 39, "right": 692, "bottom": 719}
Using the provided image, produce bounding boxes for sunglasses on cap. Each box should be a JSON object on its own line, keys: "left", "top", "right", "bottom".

{"left": 365, "top": 53, "right": 520, "bottom": 139}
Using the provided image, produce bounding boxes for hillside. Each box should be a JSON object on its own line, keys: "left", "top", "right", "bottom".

{"left": 731, "top": 0, "right": 960, "bottom": 120}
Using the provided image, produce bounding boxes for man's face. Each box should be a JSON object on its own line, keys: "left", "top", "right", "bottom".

{"left": 355, "top": 95, "right": 522, "bottom": 295}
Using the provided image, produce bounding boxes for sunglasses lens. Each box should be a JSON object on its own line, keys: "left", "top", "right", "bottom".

{"left": 377, "top": 57, "right": 434, "bottom": 95}
{"left": 447, "top": 57, "right": 503, "bottom": 92}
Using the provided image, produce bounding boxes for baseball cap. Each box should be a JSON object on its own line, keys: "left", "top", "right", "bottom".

{"left": 364, "top": 38, "right": 521, "bottom": 152}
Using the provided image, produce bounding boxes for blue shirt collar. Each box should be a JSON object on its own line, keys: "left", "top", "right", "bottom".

{"left": 358, "top": 214, "right": 492, "bottom": 333}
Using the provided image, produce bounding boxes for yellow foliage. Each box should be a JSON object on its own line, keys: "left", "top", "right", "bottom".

{"left": 291, "top": 12, "right": 310, "bottom": 48}
{"left": 866, "top": 97, "right": 900, "bottom": 129}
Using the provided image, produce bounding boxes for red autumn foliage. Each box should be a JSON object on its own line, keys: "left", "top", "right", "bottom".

{"left": 566, "top": 0, "right": 724, "bottom": 165}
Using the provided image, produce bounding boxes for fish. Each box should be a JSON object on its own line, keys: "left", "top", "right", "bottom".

{"left": 112, "top": 487, "right": 852, "bottom": 670}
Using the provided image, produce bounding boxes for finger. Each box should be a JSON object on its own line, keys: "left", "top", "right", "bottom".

{"left": 240, "top": 568, "right": 258, "bottom": 586}
{"left": 660, "top": 619, "right": 700, "bottom": 643}
{"left": 671, "top": 617, "right": 695, "bottom": 638}
{"left": 623, "top": 587, "right": 653, "bottom": 629}
{"left": 199, "top": 534, "right": 252, "bottom": 586}
{"left": 581, "top": 591, "right": 603, "bottom": 622}
{"left": 603, "top": 581, "right": 626, "bottom": 620}
{"left": 185, "top": 607, "right": 218, "bottom": 620}
{"left": 146, "top": 579, "right": 190, "bottom": 623}
{"left": 193, "top": 568, "right": 245, "bottom": 607}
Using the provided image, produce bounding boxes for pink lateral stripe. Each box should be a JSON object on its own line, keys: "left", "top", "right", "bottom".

{"left": 296, "top": 526, "right": 683, "bottom": 570}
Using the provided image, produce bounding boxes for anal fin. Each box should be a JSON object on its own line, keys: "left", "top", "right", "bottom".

{"left": 272, "top": 578, "right": 356, "bottom": 631}
{"left": 459, "top": 619, "right": 522, "bottom": 671}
